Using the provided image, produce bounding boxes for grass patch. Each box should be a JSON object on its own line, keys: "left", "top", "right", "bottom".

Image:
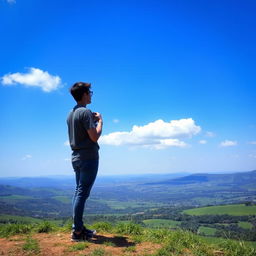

{"left": 103, "top": 241, "right": 115, "bottom": 246}
{"left": 67, "top": 242, "right": 89, "bottom": 251}
{"left": 142, "top": 228, "right": 172, "bottom": 243}
{"left": 198, "top": 226, "right": 217, "bottom": 236}
{"left": 238, "top": 221, "right": 253, "bottom": 229}
{"left": 90, "top": 199, "right": 164, "bottom": 210}
{"left": 143, "top": 219, "right": 180, "bottom": 229}
{"left": 153, "top": 230, "right": 214, "bottom": 256}
{"left": 0, "top": 214, "right": 43, "bottom": 224}
{"left": 89, "top": 248, "right": 109, "bottom": 256}
{"left": 0, "top": 221, "right": 59, "bottom": 238}
{"left": 22, "top": 237, "right": 40, "bottom": 254}
{"left": 92, "top": 221, "right": 113, "bottom": 233}
{"left": 115, "top": 222, "right": 143, "bottom": 235}
{"left": 0, "top": 223, "right": 33, "bottom": 237}
{"left": 35, "top": 221, "right": 56, "bottom": 233}
{"left": 123, "top": 246, "right": 136, "bottom": 253}
{"left": 200, "top": 236, "right": 256, "bottom": 249}
{"left": 183, "top": 204, "right": 256, "bottom": 216}
{"left": 220, "top": 239, "right": 256, "bottom": 256}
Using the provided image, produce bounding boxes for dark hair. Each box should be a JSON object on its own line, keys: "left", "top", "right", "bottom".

{"left": 70, "top": 82, "right": 91, "bottom": 102}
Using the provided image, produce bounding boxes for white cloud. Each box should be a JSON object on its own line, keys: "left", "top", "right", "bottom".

{"left": 113, "top": 119, "right": 120, "bottom": 123}
{"left": 21, "top": 154, "right": 32, "bottom": 160}
{"left": 99, "top": 118, "right": 201, "bottom": 149}
{"left": 7, "top": 0, "right": 16, "bottom": 4}
{"left": 199, "top": 140, "right": 207, "bottom": 144}
{"left": 1, "top": 67, "right": 61, "bottom": 92}
{"left": 220, "top": 140, "right": 237, "bottom": 147}
{"left": 154, "top": 139, "right": 188, "bottom": 150}
{"left": 64, "top": 140, "right": 70, "bottom": 146}
{"left": 205, "top": 131, "right": 215, "bottom": 137}
{"left": 248, "top": 141, "right": 256, "bottom": 145}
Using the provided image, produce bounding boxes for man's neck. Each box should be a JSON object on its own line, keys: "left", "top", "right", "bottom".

{"left": 77, "top": 100, "right": 86, "bottom": 107}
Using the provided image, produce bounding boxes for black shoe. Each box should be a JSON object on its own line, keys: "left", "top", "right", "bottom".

{"left": 83, "top": 226, "right": 97, "bottom": 236}
{"left": 70, "top": 227, "right": 96, "bottom": 242}
{"left": 71, "top": 230, "right": 87, "bottom": 242}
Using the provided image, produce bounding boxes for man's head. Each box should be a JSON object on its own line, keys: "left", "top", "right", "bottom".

{"left": 70, "top": 82, "right": 92, "bottom": 104}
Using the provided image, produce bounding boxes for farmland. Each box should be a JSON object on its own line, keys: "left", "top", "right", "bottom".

{"left": 183, "top": 204, "right": 256, "bottom": 216}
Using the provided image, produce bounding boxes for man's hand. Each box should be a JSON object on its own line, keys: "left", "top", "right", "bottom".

{"left": 93, "top": 112, "right": 102, "bottom": 122}
{"left": 87, "top": 112, "right": 103, "bottom": 142}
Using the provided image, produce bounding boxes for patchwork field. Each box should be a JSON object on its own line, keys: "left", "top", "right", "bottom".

{"left": 143, "top": 219, "right": 181, "bottom": 229}
{"left": 183, "top": 204, "right": 256, "bottom": 216}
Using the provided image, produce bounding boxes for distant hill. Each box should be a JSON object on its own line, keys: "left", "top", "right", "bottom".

{"left": 145, "top": 170, "right": 256, "bottom": 187}
{"left": 0, "top": 171, "right": 255, "bottom": 218}
{"left": 0, "top": 173, "right": 188, "bottom": 188}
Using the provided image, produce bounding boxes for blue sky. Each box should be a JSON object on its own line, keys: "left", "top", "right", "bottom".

{"left": 0, "top": 0, "right": 255, "bottom": 177}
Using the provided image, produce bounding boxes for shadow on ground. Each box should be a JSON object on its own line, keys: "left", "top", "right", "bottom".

{"left": 91, "top": 235, "right": 135, "bottom": 247}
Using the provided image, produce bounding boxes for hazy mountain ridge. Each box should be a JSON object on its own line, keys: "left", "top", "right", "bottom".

{"left": 0, "top": 170, "right": 255, "bottom": 218}
{"left": 0, "top": 173, "right": 188, "bottom": 188}
{"left": 145, "top": 170, "right": 256, "bottom": 186}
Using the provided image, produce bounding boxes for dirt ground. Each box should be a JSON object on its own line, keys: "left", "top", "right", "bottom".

{"left": 0, "top": 232, "right": 162, "bottom": 256}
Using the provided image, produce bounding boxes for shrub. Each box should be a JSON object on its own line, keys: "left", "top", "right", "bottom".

{"left": 115, "top": 222, "right": 143, "bottom": 235}
{"left": 143, "top": 228, "right": 172, "bottom": 243}
{"left": 36, "top": 221, "right": 55, "bottom": 233}
{"left": 0, "top": 223, "right": 33, "bottom": 237}
{"left": 220, "top": 239, "right": 256, "bottom": 256}
{"left": 92, "top": 221, "right": 113, "bottom": 233}
{"left": 61, "top": 218, "right": 73, "bottom": 232}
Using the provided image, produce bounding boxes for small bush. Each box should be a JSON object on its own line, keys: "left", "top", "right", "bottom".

{"left": 148, "top": 229, "right": 214, "bottom": 256}
{"left": 0, "top": 223, "right": 33, "bottom": 237}
{"left": 115, "top": 222, "right": 143, "bottom": 235}
{"left": 61, "top": 218, "right": 73, "bottom": 232}
{"left": 92, "top": 222, "right": 113, "bottom": 233}
{"left": 22, "top": 237, "right": 40, "bottom": 254}
{"left": 143, "top": 228, "right": 171, "bottom": 243}
{"left": 220, "top": 239, "right": 256, "bottom": 256}
{"left": 168, "top": 230, "right": 214, "bottom": 256}
{"left": 36, "top": 221, "right": 55, "bottom": 233}
{"left": 131, "top": 234, "right": 143, "bottom": 244}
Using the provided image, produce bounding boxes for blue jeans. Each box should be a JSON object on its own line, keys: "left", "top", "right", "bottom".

{"left": 72, "top": 159, "right": 99, "bottom": 232}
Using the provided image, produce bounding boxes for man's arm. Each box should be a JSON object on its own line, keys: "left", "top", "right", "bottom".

{"left": 87, "top": 113, "right": 103, "bottom": 142}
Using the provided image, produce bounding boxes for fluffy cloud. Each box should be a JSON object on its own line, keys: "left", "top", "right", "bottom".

{"left": 99, "top": 118, "right": 201, "bottom": 149}
{"left": 1, "top": 68, "right": 61, "bottom": 92}
{"left": 248, "top": 141, "right": 256, "bottom": 145}
{"left": 199, "top": 140, "right": 207, "bottom": 144}
{"left": 205, "top": 131, "right": 215, "bottom": 137}
{"left": 7, "top": 0, "right": 16, "bottom": 4}
{"left": 220, "top": 140, "right": 237, "bottom": 147}
{"left": 64, "top": 140, "right": 70, "bottom": 146}
{"left": 113, "top": 119, "right": 120, "bottom": 123}
{"left": 21, "top": 154, "right": 32, "bottom": 160}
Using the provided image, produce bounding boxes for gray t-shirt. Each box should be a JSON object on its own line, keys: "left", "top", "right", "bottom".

{"left": 67, "top": 105, "right": 99, "bottom": 162}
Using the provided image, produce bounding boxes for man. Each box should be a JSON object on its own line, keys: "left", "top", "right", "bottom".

{"left": 67, "top": 82, "right": 103, "bottom": 241}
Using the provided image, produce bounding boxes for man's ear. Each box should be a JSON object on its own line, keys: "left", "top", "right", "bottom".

{"left": 82, "top": 92, "right": 87, "bottom": 100}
